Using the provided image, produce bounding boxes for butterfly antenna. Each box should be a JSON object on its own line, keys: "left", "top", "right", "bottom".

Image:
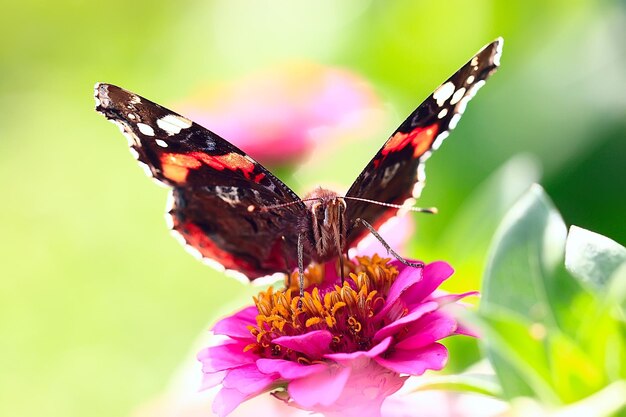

{"left": 342, "top": 196, "right": 438, "bottom": 214}
{"left": 247, "top": 198, "right": 321, "bottom": 213}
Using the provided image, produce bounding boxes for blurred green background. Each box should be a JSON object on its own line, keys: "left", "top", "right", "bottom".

{"left": 1, "top": 1, "right": 624, "bottom": 416}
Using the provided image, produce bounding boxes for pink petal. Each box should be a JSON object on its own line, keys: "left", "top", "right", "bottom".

{"left": 201, "top": 369, "right": 227, "bottom": 389}
{"left": 212, "top": 306, "right": 258, "bottom": 339}
{"left": 256, "top": 358, "right": 327, "bottom": 379}
{"left": 222, "top": 364, "right": 278, "bottom": 394}
{"left": 402, "top": 262, "right": 453, "bottom": 305}
{"left": 288, "top": 365, "right": 351, "bottom": 407}
{"left": 374, "top": 265, "right": 423, "bottom": 320}
{"left": 373, "top": 301, "right": 438, "bottom": 342}
{"left": 212, "top": 387, "right": 250, "bottom": 417}
{"left": 325, "top": 337, "right": 392, "bottom": 362}
{"left": 375, "top": 343, "right": 448, "bottom": 375}
{"left": 431, "top": 291, "right": 479, "bottom": 306}
{"left": 455, "top": 321, "right": 480, "bottom": 337}
{"left": 273, "top": 330, "right": 333, "bottom": 359}
{"left": 197, "top": 342, "right": 256, "bottom": 373}
{"left": 394, "top": 312, "right": 457, "bottom": 350}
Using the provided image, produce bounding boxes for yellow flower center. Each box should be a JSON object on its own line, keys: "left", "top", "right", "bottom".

{"left": 245, "top": 255, "right": 400, "bottom": 361}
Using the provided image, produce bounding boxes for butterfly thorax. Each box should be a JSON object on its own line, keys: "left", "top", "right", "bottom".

{"left": 302, "top": 188, "right": 347, "bottom": 261}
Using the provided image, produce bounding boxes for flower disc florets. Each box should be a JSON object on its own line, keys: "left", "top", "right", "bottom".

{"left": 249, "top": 256, "right": 402, "bottom": 360}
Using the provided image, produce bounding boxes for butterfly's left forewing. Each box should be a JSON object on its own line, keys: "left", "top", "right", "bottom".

{"left": 95, "top": 83, "right": 307, "bottom": 280}
{"left": 344, "top": 38, "right": 503, "bottom": 244}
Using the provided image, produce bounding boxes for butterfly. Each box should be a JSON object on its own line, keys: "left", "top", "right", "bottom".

{"left": 95, "top": 38, "right": 502, "bottom": 283}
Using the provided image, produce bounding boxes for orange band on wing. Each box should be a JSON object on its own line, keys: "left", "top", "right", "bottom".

{"left": 161, "top": 153, "right": 203, "bottom": 183}
{"left": 160, "top": 151, "right": 265, "bottom": 184}
{"left": 382, "top": 124, "right": 439, "bottom": 158}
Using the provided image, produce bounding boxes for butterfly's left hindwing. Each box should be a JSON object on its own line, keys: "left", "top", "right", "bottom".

{"left": 95, "top": 83, "right": 307, "bottom": 280}
{"left": 344, "top": 38, "right": 502, "bottom": 244}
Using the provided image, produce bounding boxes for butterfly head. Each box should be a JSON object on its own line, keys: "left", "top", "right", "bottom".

{"left": 303, "top": 188, "right": 347, "bottom": 260}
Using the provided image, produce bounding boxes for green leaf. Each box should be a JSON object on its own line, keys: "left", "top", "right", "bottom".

{"left": 565, "top": 225, "right": 626, "bottom": 292}
{"left": 547, "top": 331, "right": 606, "bottom": 402}
{"left": 508, "top": 381, "right": 626, "bottom": 417}
{"left": 608, "top": 263, "right": 626, "bottom": 315}
{"left": 471, "top": 308, "right": 561, "bottom": 403}
{"left": 480, "top": 185, "right": 568, "bottom": 401}
{"left": 410, "top": 373, "right": 502, "bottom": 398}
{"left": 477, "top": 185, "right": 622, "bottom": 404}
{"left": 481, "top": 184, "right": 566, "bottom": 326}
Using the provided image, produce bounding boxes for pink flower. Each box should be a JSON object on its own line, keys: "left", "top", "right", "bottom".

{"left": 178, "top": 62, "right": 381, "bottom": 166}
{"left": 197, "top": 256, "right": 477, "bottom": 417}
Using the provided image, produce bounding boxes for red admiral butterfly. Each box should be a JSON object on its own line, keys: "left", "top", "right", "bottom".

{"left": 95, "top": 39, "right": 502, "bottom": 284}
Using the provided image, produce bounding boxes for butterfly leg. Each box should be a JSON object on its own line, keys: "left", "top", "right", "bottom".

{"left": 297, "top": 233, "right": 305, "bottom": 308}
{"left": 355, "top": 218, "right": 424, "bottom": 269}
{"left": 339, "top": 254, "right": 345, "bottom": 284}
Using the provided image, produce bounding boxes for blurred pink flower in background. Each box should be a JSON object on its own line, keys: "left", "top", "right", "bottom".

{"left": 178, "top": 62, "right": 382, "bottom": 166}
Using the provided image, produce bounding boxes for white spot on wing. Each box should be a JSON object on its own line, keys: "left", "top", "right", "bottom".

{"left": 450, "top": 88, "right": 466, "bottom": 105}
{"left": 416, "top": 162, "right": 426, "bottom": 181}
{"left": 215, "top": 186, "right": 241, "bottom": 207}
{"left": 432, "top": 131, "right": 449, "bottom": 150}
{"left": 128, "top": 147, "right": 140, "bottom": 159}
{"left": 224, "top": 269, "right": 252, "bottom": 284}
{"left": 151, "top": 177, "right": 168, "bottom": 188}
{"left": 164, "top": 193, "right": 176, "bottom": 226}
{"left": 449, "top": 113, "right": 462, "bottom": 130}
{"left": 432, "top": 81, "right": 455, "bottom": 106}
{"left": 494, "top": 38, "right": 504, "bottom": 66}
{"left": 165, "top": 190, "right": 176, "bottom": 213}
{"left": 469, "top": 80, "right": 486, "bottom": 96}
{"left": 466, "top": 75, "right": 475, "bottom": 84}
{"left": 137, "top": 160, "right": 154, "bottom": 177}
{"left": 456, "top": 95, "right": 471, "bottom": 114}
{"left": 164, "top": 212, "right": 174, "bottom": 229}
{"left": 412, "top": 162, "right": 427, "bottom": 198}
{"left": 170, "top": 229, "right": 187, "bottom": 246}
{"left": 155, "top": 139, "right": 168, "bottom": 148}
{"left": 201, "top": 257, "right": 226, "bottom": 272}
{"left": 250, "top": 272, "right": 285, "bottom": 287}
{"left": 157, "top": 114, "right": 193, "bottom": 135}
{"left": 437, "top": 108, "right": 448, "bottom": 119}
{"left": 412, "top": 180, "right": 425, "bottom": 198}
{"left": 137, "top": 123, "right": 155, "bottom": 136}
{"left": 184, "top": 244, "right": 203, "bottom": 260}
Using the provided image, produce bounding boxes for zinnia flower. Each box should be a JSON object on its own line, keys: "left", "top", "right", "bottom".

{"left": 177, "top": 61, "right": 381, "bottom": 166}
{"left": 198, "top": 255, "right": 477, "bottom": 417}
